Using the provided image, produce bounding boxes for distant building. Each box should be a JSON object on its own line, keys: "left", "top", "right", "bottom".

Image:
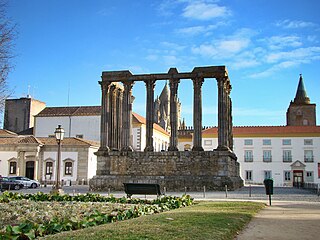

{"left": 4, "top": 96, "right": 46, "bottom": 134}
{"left": 286, "top": 74, "right": 316, "bottom": 126}
{"left": 154, "top": 82, "right": 182, "bottom": 133}
{"left": 0, "top": 135, "right": 99, "bottom": 183}
{"left": 178, "top": 75, "right": 320, "bottom": 186}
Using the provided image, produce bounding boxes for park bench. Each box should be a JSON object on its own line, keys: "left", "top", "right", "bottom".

{"left": 123, "top": 183, "right": 162, "bottom": 198}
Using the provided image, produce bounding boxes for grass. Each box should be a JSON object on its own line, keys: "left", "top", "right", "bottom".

{"left": 42, "top": 201, "right": 264, "bottom": 240}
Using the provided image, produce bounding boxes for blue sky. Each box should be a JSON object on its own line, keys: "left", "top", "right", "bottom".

{"left": 6, "top": 0, "right": 320, "bottom": 126}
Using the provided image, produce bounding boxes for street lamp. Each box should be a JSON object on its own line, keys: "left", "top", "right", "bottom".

{"left": 51, "top": 125, "right": 65, "bottom": 194}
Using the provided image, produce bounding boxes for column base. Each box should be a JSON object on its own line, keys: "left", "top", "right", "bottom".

{"left": 215, "top": 145, "right": 231, "bottom": 151}
{"left": 121, "top": 146, "right": 133, "bottom": 151}
{"left": 168, "top": 146, "right": 178, "bottom": 151}
{"left": 144, "top": 146, "right": 154, "bottom": 152}
{"left": 192, "top": 146, "right": 204, "bottom": 151}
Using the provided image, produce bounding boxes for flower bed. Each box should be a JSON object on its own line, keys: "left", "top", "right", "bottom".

{"left": 0, "top": 191, "right": 193, "bottom": 239}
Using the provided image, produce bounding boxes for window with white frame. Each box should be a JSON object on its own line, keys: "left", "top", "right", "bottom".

{"left": 306, "top": 171, "right": 314, "bottom": 182}
{"left": 283, "top": 150, "right": 292, "bottom": 162}
{"left": 304, "top": 150, "right": 314, "bottom": 162}
{"left": 284, "top": 171, "right": 291, "bottom": 181}
{"left": 244, "top": 150, "right": 253, "bottom": 162}
{"left": 245, "top": 170, "right": 252, "bottom": 181}
{"left": 204, "top": 140, "right": 212, "bottom": 146}
{"left": 244, "top": 139, "right": 253, "bottom": 145}
{"left": 9, "top": 161, "right": 17, "bottom": 174}
{"left": 282, "top": 139, "right": 291, "bottom": 145}
{"left": 263, "top": 139, "right": 271, "bottom": 145}
{"left": 45, "top": 162, "right": 53, "bottom": 175}
{"left": 304, "top": 139, "right": 313, "bottom": 145}
{"left": 65, "top": 162, "right": 73, "bottom": 175}
{"left": 264, "top": 170, "right": 272, "bottom": 179}
{"left": 263, "top": 150, "right": 272, "bottom": 162}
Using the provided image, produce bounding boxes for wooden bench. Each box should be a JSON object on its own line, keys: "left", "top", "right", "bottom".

{"left": 123, "top": 183, "right": 162, "bottom": 198}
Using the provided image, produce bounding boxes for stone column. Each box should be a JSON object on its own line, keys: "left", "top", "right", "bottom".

{"left": 121, "top": 81, "right": 134, "bottom": 151}
{"left": 216, "top": 77, "right": 229, "bottom": 151}
{"left": 144, "top": 79, "right": 156, "bottom": 152}
{"left": 192, "top": 76, "right": 204, "bottom": 151}
{"left": 107, "top": 85, "right": 114, "bottom": 148}
{"left": 227, "top": 83, "right": 233, "bottom": 151}
{"left": 116, "top": 88, "right": 123, "bottom": 150}
{"left": 99, "top": 81, "right": 111, "bottom": 151}
{"left": 109, "top": 85, "right": 117, "bottom": 150}
{"left": 168, "top": 78, "right": 180, "bottom": 151}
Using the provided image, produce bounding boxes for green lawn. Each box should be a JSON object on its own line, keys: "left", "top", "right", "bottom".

{"left": 42, "top": 201, "right": 264, "bottom": 240}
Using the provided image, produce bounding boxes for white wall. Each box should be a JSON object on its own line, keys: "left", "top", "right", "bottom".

{"left": 87, "top": 147, "right": 98, "bottom": 179}
{"left": 35, "top": 115, "right": 100, "bottom": 141}
{"left": 42, "top": 151, "right": 78, "bottom": 182}
{"left": 0, "top": 152, "right": 17, "bottom": 176}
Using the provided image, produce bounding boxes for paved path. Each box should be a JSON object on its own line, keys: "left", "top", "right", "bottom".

{"left": 236, "top": 201, "right": 320, "bottom": 240}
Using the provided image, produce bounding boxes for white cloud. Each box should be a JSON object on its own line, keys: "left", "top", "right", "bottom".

{"left": 264, "top": 35, "right": 302, "bottom": 50}
{"left": 182, "top": 2, "right": 231, "bottom": 20}
{"left": 276, "top": 19, "right": 317, "bottom": 29}
{"left": 266, "top": 47, "right": 320, "bottom": 63}
{"left": 249, "top": 61, "right": 301, "bottom": 78}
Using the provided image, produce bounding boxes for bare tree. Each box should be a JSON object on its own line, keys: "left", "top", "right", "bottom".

{"left": 0, "top": 1, "right": 16, "bottom": 116}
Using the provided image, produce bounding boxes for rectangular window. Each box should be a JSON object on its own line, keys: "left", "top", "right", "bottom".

{"left": 244, "top": 139, "right": 253, "bottom": 145}
{"left": 284, "top": 171, "right": 291, "bottom": 181}
{"left": 46, "top": 162, "right": 53, "bottom": 175}
{"left": 204, "top": 140, "right": 212, "bottom": 146}
{"left": 318, "top": 163, "right": 320, "bottom": 178}
{"left": 244, "top": 150, "right": 253, "bottom": 162}
{"left": 48, "top": 135, "right": 55, "bottom": 138}
{"left": 263, "top": 150, "right": 272, "bottom": 162}
{"left": 245, "top": 170, "right": 252, "bottom": 181}
{"left": 263, "top": 139, "right": 271, "bottom": 145}
{"left": 76, "top": 134, "right": 83, "bottom": 139}
{"left": 9, "top": 162, "right": 17, "bottom": 174}
{"left": 282, "top": 139, "right": 291, "bottom": 145}
{"left": 304, "top": 139, "right": 313, "bottom": 145}
{"left": 304, "top": 150, "right": 314, "bottom": 162}
{"left": 306, "top": 171, "right": 314, "bottom": 182}
{"left": 264, "top": 170, "right": 272, "bottom": 179}
{"left": 65, "top": 162, "right": 73, "bottom": 175}
{"left": 282, "top": 150, "right": 292, "bottom": 162}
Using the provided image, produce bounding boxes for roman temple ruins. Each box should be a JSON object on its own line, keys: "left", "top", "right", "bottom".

{"left": 89, "top": 66, "right": 243, "bottom": 191}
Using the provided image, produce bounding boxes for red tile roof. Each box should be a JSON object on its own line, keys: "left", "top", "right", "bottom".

{"left": 132, "top": 112, "right": 169, "bottom": 136}
{"left": 36, "top": 106, "right": 101, "bottom": 117}
{"left": 202, "top": 125, "right": 320, "bottom": 137}
{"left": 0, "top": 129, "right": 18, "bottom": 137}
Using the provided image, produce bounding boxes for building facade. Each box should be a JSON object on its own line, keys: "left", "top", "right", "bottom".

{"left": 4, "top": 97, "right": 46, "bottom": 134}
{"left": 0, "top": 135, "right": 99, "bottom": 184}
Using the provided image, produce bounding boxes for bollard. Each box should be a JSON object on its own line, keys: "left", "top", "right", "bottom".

{"left": 225, "top": 185, "right": 228, "bottom": 198}
{"left": 73, "top": 189, "right": 76, "bottom": 196}
{"left": 108, "top": 188, "right": 111, "bottom": 197}
{"left": 184, "top": 186, "right": 187, "bottom": 195}
{"left": 203, "top": 186, "right": 206, "bottom": 198}
{"left": 249, "top": 184, "right": 252, "bottom": 197}
{"left": 164, "top": 187, "right": 166, "bottom": 195}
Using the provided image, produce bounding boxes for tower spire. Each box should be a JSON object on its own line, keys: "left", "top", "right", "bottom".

{"left": 293, "top": 74, "right": 310, "bottom": 104}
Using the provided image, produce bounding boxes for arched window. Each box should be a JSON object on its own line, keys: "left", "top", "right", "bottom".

{"left": 303, "top": 119, "right": 309, "bottom": 125}
{"left": 65, "top": 162, "right": 73, "bottom": 175}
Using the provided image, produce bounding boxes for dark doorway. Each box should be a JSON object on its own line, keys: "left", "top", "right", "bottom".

{"left": 26, "top": 161, "right": 35, "bottom": 179}
{"left": 293, "top": 170, "right": 304, "bottom": 187}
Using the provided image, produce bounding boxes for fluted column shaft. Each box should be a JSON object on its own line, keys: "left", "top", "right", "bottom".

{"left": 192, "top": 77, "right": 204, "bottom": 151}
{"left": 122, "top": 81, "right": 134, "bottom": 151}
{"left": 116, "top": 89, "right": 123, "bottom": 150}
{"left": 144, "top": 79, "right": 156, "bottom": 152}
{"left": 99, "top": 81, "right": 111, "bottom": 150}
{"left": 168, "top": 78, "right": 180, "bottom": 151}
{"left": 217, "top": 77, "right": 229, "bottom": 150}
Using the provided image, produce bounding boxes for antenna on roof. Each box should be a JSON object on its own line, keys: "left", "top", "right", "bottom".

{"left": 27, "top": 85, "right": 31, "bottom": 98}
{"left": 67, "top": 80, "right": 70, "bottom": 106}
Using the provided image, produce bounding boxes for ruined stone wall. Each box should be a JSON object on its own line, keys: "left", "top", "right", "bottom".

{"left": 90, "top": 151, "right": 243, "bottom": 191}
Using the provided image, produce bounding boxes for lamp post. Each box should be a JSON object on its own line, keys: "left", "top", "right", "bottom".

{"left": 51, "top": 125, "right": 65, "bottom": 194}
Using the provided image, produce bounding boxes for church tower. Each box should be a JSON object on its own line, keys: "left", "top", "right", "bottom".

{"left": 286, "top": 74, "right": 316, "bottom": 126}
{"left": 154, "top": 82, "right": 181, "bottom": 132}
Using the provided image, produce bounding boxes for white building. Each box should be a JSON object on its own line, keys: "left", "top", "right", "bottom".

{"left": 191, "top": 126, "right": 320, "bottom": 186}
{"left": 0, "top": 132, "right": 99, "bottom": 184}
